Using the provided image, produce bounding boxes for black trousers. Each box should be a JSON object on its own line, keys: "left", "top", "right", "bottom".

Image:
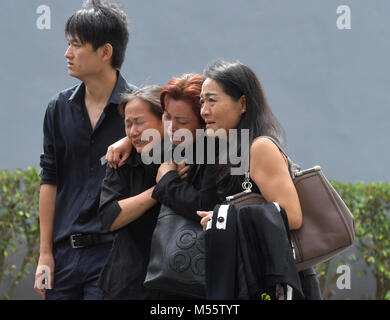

{"left": 45, "top": 241, "right": 112, "bottom": 300}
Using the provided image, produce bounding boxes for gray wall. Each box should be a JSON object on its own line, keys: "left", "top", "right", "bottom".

{"left": 1, "top": 0, "right": 389, "bottom": 182}
{"left": 1, "top": 0, "right": 389, "bottom": 299}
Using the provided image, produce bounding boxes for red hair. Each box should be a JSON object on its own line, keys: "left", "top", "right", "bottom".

{"left": 160, "top": 73, "right": 205, "bottom": 126}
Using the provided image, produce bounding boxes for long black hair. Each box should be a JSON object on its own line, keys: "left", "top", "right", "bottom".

{"left": 203, "top": 59, "right": 286, "bottom": 198}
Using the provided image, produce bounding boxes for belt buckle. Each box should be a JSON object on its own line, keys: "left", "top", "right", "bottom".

{"left": 70, "top": 233, "right": 84, "bottom": 249}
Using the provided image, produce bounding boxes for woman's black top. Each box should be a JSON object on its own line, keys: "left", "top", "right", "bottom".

{"left": 152, "top": 162, "right": 219, "bottom": 222}
{"left": 97, "top": 150, "right": 161, "bottom": 299}
{"left": 152, "top": 135, "right": 220, "bottom": 221}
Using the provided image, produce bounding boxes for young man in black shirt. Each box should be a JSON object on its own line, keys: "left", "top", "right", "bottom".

{"left": 34, "top": 0, "right": 136, "bottom": 300}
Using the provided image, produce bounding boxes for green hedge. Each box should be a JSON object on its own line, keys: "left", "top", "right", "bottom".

{"left": 0, "top": 167, "right": 389, "bottom": 299}
{"left": 322, "top": 180, "right": 390, "bottom": 300}
{"left": 0, "top": 167, "right": 40, "bottom": 300}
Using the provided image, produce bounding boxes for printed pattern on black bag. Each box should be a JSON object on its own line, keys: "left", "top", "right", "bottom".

{"left": 169, "top": 225, "right": 205, "bottom": 278}
{"left": 144, "top": 204, "right": 206, "bottom": 298}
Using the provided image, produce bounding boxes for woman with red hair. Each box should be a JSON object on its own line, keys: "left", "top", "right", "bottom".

{"left": 155, "top": 73, "right": 205, "bottom": 180}
{"left": 152, "top": 73, "right": 218, "bottom": 223}
{"left": 160, "top": 73, "right": 204, "bottom": 145}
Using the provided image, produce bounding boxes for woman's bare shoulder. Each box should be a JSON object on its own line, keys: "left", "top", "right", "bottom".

{"left": 250, "top": 137, "right": 287, "bottom": 171}
{"left": 250, "top": 137, "right": 281, "bottom": 157}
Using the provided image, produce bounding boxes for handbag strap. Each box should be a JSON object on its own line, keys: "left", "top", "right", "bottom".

{"left": 241, "top": 136, "right": 302, "bottom": 192}
{"left": 260, "top": 136, "right": 301, "bottom": 176}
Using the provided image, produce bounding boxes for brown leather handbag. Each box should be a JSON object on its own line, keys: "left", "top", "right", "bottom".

{"left": 225, "top": 136, "right": 355, "bottom": 271}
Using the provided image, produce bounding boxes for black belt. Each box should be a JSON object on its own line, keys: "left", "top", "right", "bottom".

{"left": 66, "top": 233, "right": 115, "bottom": 249}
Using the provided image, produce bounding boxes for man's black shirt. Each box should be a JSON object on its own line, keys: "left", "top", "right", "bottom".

{"left": 39, "top": 72, "right": 137, "bottom": 244}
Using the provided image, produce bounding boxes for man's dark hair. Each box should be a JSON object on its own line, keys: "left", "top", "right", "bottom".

{"left": 65, "top": 0, "right": 129, "bottom": 70}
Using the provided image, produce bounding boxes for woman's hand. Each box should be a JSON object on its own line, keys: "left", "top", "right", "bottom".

{"left": 176, "top": 161, "right": 190, "bottom": 180}
{"left": 106, "top": 136, "right": 133, "bottom": 169}
{"left": 156, "top": 162, "right": 177, "bottom": 183}
{"left": 197, "top": 211, "right": 213, "bottom": 231}
{"left": 156, "top": 161, "right": 191, "bottom": 183}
